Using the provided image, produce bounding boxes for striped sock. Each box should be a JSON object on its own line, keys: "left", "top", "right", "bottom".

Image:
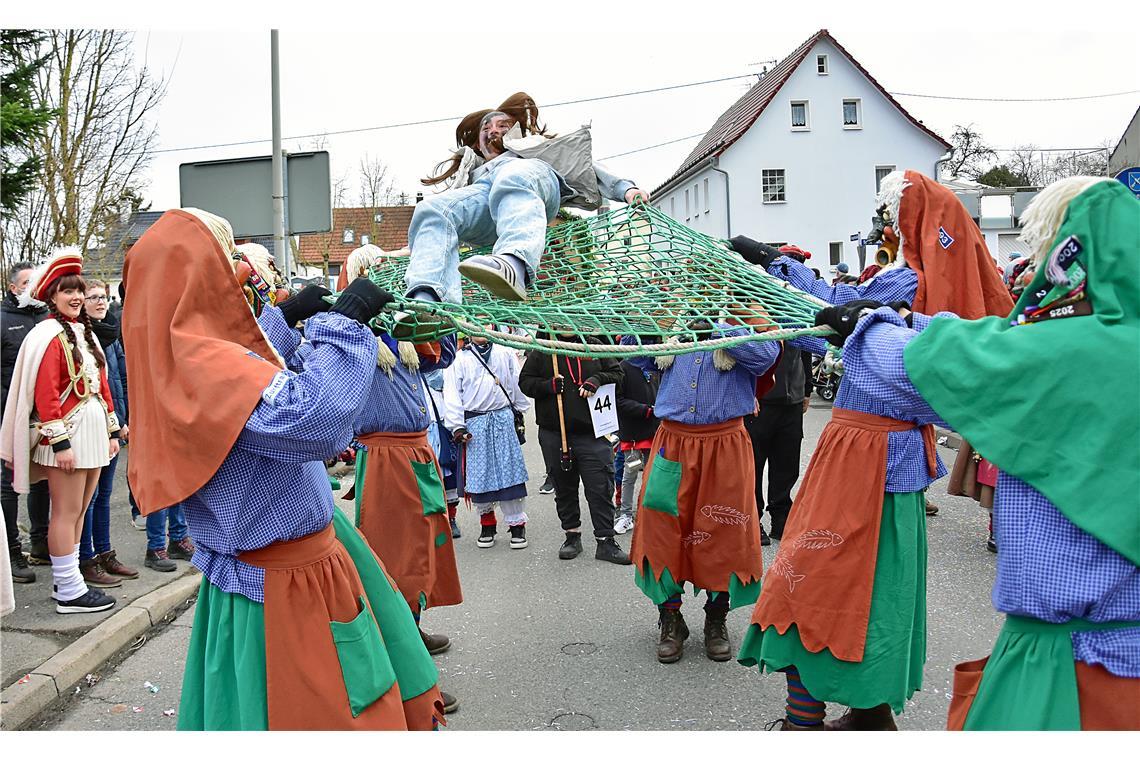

{"left": 657, "top": 595, "right": 682, "bottom": 613}
{"left": 784, "top": 667, "right": 825, "bottom": 726}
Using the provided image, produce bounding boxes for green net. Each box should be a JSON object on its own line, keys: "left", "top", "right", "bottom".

{"left": 366, "top": 203, "right": 834, "bottom": 358}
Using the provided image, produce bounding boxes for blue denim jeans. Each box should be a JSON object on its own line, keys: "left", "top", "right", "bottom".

{"left": 146, "top": 502, "right": 188, "bottom": 551}
{"left": 404, "top": 157, "right": 561, "bottom": 303}
{"left": 80, "top": 454, "right": 118, "bottom": 560}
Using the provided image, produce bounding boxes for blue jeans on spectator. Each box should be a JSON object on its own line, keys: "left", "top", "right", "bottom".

{"left": 146, "top": 503, "right": 188, "bottom": 551}
{"left": 80, "top": 454, "right": 117, "bottom": 561}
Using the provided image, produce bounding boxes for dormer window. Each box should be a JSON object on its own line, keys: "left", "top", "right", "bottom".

{"left": 817, "top": 54, "right": 828, "bottom": 74}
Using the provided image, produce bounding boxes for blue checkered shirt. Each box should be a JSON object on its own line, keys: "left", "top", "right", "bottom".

{"left": 353, "top": 335, "right": 456, "bottom": 436}
{"left": 767, "top": 256, "right": 919, "bottom": 307}
{"left": 844, "top": 308, "right": 1140, "bottom": 677}
{"left": 624, "top": 325, "right": 780, "bottom": 425}
{"left": 184, "top": 311, "right": 378, "bottom": 602}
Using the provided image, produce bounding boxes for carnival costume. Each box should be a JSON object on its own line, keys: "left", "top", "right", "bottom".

{"left": 734, "top": 171, "right": 1013, "bottom": 728}
{"left": 121, "top": 209, "right": 444, "bottom": 730}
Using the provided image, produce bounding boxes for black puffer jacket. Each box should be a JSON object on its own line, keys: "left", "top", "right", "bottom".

{"left": 519, "top": 338, "right": 624, "bottom": 437}
{"left": 616, "top": 360, "right": 660, "bottom": 443}
{"left": 1, "top": 293, "right": 49, "bottom": 413}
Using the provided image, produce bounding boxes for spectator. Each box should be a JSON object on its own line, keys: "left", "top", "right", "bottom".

{"left": 2, "top": 262, "right": 51, "bottom": 583}
{"left": 614, "top": 350, "right": 661, "bottom": 535}
{"left": 77, "top": 280, "right": 139, "bottom": 587}
{"left": 519, "top": 336, "right": 630, "bottom": 564}
{"left": 744, "top": 345, "right": 812, "bottom": 546}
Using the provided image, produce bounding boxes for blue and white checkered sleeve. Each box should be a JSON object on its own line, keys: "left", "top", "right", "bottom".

{"left": 841, "top": 307, "right": 950, "bottom": 427}
{"left": 714, "top": 324, "right": 780, "bottom": 375}
{"left": 767, "top": 259, "right": 918, "bottom": 306}
{"left": 257, "top": 306, "right": 303, "bottom": 370}
{"left": 237, "top": 313, "right": 378, "bottom": 463}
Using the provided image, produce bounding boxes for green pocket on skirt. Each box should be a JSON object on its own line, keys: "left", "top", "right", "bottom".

{"left": 411, "top": 459, "right": 446, "bottom": 516}
{"left": 329, "top": 595, "right": 397, "bottom": 717}
{"left": 643, "top": 455, "right": 682, "bottom": 516}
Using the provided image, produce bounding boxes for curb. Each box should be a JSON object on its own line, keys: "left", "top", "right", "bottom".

{"left": 1, "top": 573, "right": 201, "bottom": 730}
{"left": 935, "top": 427, "right": 962, "bottom": 451}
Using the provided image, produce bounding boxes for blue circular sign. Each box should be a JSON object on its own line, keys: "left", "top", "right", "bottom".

{"left": 1115, "top": 167, "right": 1140, "bottom": 198}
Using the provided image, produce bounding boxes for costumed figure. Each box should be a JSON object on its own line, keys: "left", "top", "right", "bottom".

{"left": 121, "top": 208, "right": 445, "bottom": 730}
{"left": 623, "top": 312, "right": 781, "bottom": 664}
{"left": 833, "top": 177, "right": 1138, "bottom": 730}
{"left": 328, "top": 246, "right": 461, "bottom": 715}
{"left": 394, "top": 92, "right": 649, "bottom": 337}
{"left": 729, "top": 170, "right": 1014, "bottom": 730}
{"left": 422, "top": 367, "right": 462, "bottom": 539}
{"left": 0, "top": 249, "right": 121, "bottom": 614}
{"left": 445, "top": 333, "right": 532, "bottom": 550}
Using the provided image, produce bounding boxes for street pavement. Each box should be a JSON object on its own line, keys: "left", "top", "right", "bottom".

{"left": 32, "top": 398, "right": 1004, "bottom": 731}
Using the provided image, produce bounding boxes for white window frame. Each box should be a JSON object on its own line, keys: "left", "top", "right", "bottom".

{"left": 817, "top": 54, "right": 828, "bottom": 74}
{"left": 842, "top": 98, "right": 862, "bottom": 129}
{"left": 790, "top": 100, "right": 810, "bottom": 131}
{"left": 684, "top": 188, "right": 690, "bottom": 221}
{"left": 761, "top": 169, "right": 786, "bottom": 204}
{"left": 829, "top": 242, "right": 843, "bottom": 266}
{"left": 693, "top": 182, "right": 700, "bottom": 215}
{"left": 703, "top": 178, "right": 710, "bottom": 213}
{"left": 875, "top": 165, "right": 896, "bottom": 193}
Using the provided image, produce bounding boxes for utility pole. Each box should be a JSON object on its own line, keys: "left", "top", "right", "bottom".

{"left": 270, "top": 30, "right": 288, "bottom": 275}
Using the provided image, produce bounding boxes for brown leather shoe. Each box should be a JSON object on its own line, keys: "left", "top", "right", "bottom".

{"left": 80, "top": 557, "right": 122, "bottom": 588}
{"left": 420, "top": 627, "right": 451, "bottom": 655}
{"left": 824, "top": 704, "right": 898, "bottom": 731}
{"left": 767, "top": 718, "right": 824, "bottom": 731}
{"left": 167, "top": 537, "right": 195, "bottom": 560}
{"left": 656, "top": 608, "right": 690, "bottom": 663}
{"left": 441, "top": 690, "right": 459, "bottom": 714}
{"left": 98, "top": 550, "right": 139, "bottom": 579}
{"left": 925, "top": 499, "right": 939, "bottom": 516}
{"left": 703, "top": 607, "right": 732, "bottom": 662}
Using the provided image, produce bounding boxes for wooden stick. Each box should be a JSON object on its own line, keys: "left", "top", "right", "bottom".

{"left": 552, "top": 352, "right": 569, "bottom": 457}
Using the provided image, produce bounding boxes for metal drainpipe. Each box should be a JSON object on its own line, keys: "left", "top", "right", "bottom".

{"left": 710, "top": 157, "right": 731, "bottom": 237}
{"left": 934, "top": 150, "right": 953, "bottom": 182}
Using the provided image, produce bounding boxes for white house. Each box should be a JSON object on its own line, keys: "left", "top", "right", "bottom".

{"left": 652, "top": 29, "right": 951, "bottom": 273}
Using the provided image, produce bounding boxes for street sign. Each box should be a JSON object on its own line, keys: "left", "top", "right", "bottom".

{"left": 179, "top": 151, "right": 332, "bottom": 238}
{"left": 849, "top": 232, "right": 860, "bottom": 241}
{"left": 1115, "top": 167, "right": 1140, "bottom": 199}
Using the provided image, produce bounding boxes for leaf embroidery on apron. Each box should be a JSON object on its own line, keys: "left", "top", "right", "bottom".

{"left": 681, "top": 530, "right": 711, "bottom": 546}
{"left": 699, "top": 504, "right": 749, "bottom": 525}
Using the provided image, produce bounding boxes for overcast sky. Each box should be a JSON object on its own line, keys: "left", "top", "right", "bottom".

{"left": 15, "top": 0, "right": 1140, "bottom": 215}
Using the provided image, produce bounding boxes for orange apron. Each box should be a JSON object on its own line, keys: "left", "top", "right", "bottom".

{"left": 354, "top": 430, "right": 463, "bottom": 611}
{"left": 752, "top": 408, "right": 936, "bottom": 662}
{"left": 630, "top": 417, "right": 764, "bottom": 593}
{"left": 240, "top": 522, "right": 438, "bottom": 730}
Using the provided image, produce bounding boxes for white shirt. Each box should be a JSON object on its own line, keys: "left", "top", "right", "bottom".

{"left": 443, "top": 344, "right": 530, "bottom": 431}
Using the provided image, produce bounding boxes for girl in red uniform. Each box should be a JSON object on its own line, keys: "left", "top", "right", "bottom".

{"left": 0, "top": 249, "right": 120, "bottom": 613}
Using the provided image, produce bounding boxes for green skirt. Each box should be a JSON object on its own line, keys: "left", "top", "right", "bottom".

{"left": 635, "top": 561, "right": 761, "bottom": 610}
{"left": 737, "top": 490, "right": 927, "bottom": 714}
{"left": 178, "top": 509, "right": 438, "bottom": 730}
{"left": 963, "top": 615, "right": 1139, "bottom": 730}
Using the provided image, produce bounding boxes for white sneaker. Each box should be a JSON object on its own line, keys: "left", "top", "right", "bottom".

{"left": 614, "top": 514, "right": 635, "bottom": 534}
{"left": 131, "top": 514, "right": 146, "bottom": 531}
{"left": 458, "top": 254, "right": 528, "bottom": 301}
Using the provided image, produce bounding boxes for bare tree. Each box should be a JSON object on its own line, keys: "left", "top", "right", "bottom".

{"left": 945, "top": 124, "right": 997, "bottom": 180}
{"left": 2, "top": 30, "right": 167, "bottom": 272}
{"left": 357, "top": 153, "right": 399, "bottom": 244}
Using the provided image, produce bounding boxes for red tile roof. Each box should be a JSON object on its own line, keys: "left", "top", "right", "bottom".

{"left": 296, "top": 205, "right": 415, "bottom": 266}
{"left": 654, "top": 29, "right": 950, "bottom": 194}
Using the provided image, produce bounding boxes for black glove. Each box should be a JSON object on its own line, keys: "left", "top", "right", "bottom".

{"left": 278, "top": 284, "right": 332, "bottom": 325}
{"left": 452, "top": 427, "right": 471, "bottom": 444}
{"left": 551, "top": 376, "right": 565, "bottom": 394}
{"left": 887, "top": 301, "right": 915, "bottom": 328}
{"left": 330, "top": 278, "right": 395, "bottom": 326}
{"left": 814, "top": 300, "right": 884, "bottom": 347}
{"left": 727, "top": 236, "right": 781, "bottom": 268}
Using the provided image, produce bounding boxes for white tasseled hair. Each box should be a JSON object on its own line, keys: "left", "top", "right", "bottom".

{"left": 1019, "top": 177, "right": 1115, "bottom": 269}
{"left": 869, "top": 170, "right": 912, "bottom": 275}
{"left": 234, "top": 242, "right": 277, "bottom": 286}
{"left": 374, "top": 338, "right": 423, "bottom": 377}
{"left": 18, "top": 245, "right": 83, "bottom": 308}
{"left": 183, "top": 208, "right": 235, "bottom": 256}
{"left": 654, "top": 338, "right": 736, "bottom": 372}
{"left": 344, "top": 244, "right": 385, "bottom": 284}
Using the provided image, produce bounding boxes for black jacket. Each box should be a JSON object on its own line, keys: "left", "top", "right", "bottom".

{"left": 616, "top": 360, "right": 660, "bottom": 443}
{"left": 762, "top": 345, "right": 810, "bottom": 405}
{"left": 519, "top": 343, "right": 624, "bottom": 437}
{"left": 1, "top": 293, "right": 49, "bottom": 413}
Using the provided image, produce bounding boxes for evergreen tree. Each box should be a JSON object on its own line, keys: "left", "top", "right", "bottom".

{"left": 1, "top": 30, "right": 55, "bottom": 217}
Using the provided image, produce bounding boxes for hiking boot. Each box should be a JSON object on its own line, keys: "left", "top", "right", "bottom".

{"left": 27, "top": 540, "right": 50, "bottom": 566}
{"left": 167, "top": 537, "right": 195, "bottom": 560}
{"left": 508, "top": 524, "right": 528, "bottom": 549}
{"left": 703, "top": 606, "right": 732, "bottom": 662}
{"left": 9, "top": 544, "right": 35, "bottom": 584}
{"left": 558, "top": 532, "right": 583, "bottom": 560}
{"left": 56, "top": 588, "right": 116, "bottom": 615}
{"left": 80, "top": 556, "right": 122, "bottom": 588}
{"left": 145, "top": 548, "right": 178, "bottom": 572}
{"left": 595, "top": 537, "right": 632, "bottom": 565}
{"left": 824, "top": 704, "right": 898, "bottom": 731}
{"left": 766, "top": 718, "right": 824, "bottom": 731}
{"left": 760, "top": 526, "right": 772, "bottom": 547}
{"left": 458, "top": 254, "right": 528, "bottom": 301}
{"left": 420, "top": 627, "right": 451, "bottom": 656}
{"left": 656, "top": 608, "right": 690, "bottom": 664}
{"left": 925, "top": 499, "right": 939, "bottom": 516}
{"left": 477, "top": 524, "right": 496, "bottom": 548}
{"left": 441, "top": 690, "right": 459, "bottom": 715}
{"left": 450, "top": 517, "right": 461, "bottom": 539}
{"left": 538, "top": 476, "right": 555, "bottom": 495}
{"left": 614, "top": 514, "right": 634, "bottom": 535}
{"left": 98, "top": 550, "right": 139, "bottom": 579}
